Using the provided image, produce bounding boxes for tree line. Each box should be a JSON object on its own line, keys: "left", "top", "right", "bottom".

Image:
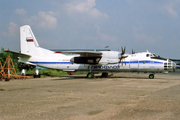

{"left": 0, "top": 47, "right": 35, "bottom": 72}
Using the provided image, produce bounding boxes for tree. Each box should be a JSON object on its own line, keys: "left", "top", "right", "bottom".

{"left": 0, "top": 47, "right": 18, "bottom": 71}
{"left": 0, "top": 47, "right": 36, "bottom": 72}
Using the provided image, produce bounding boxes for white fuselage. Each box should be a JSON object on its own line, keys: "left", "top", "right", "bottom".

{"left": 19, "top": 50, "right": 174, "bottom": 73}
{"left": 18, "top": 25, "right": 175, "bottom": 74}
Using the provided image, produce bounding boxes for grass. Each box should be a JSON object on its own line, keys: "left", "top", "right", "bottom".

{"left": 88, "top": 110, "right": 104, "bottom": 115}
{"left": 17, "top": 69, "right": 86, "bottom": 77}
{"left": 100, "top": 91, "right": 105, "bottom": 94}
{"left": 47, "top": 90, "right": 53, "bottom": 92}
{"left": 0, "top": 88, "right": 5, "bottom": 91}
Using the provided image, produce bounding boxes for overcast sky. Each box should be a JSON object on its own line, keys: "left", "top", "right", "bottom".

{"left": 0, "top": 0, "right": 180, "bottom": 58}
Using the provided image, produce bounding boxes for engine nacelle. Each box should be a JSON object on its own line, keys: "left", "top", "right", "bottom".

{"left": 98, "top": 57, "right": 120, "bottom": 65}
{"left": 98, "top": 51, "right": 121, "bottom": 65}
{"left": 70, "top": 51, "right": 128, "bottom": 65}
{"left": 70, "top": 57, "right": 101, "bottom": 64}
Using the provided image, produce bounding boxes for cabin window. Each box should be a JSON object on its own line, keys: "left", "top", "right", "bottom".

{"left": 164, "top": 63, "right": 167, "bottom": 70}
{"left": 168, "top": 63, "right": 171, "bottom": 67}
{"left": 146, "top": 54, "right": 149, "bottom": 57}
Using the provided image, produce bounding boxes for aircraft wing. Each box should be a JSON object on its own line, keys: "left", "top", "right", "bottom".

{"left": 4, "top": 50, "right": 31, "bottom": 57}
{"left": 61, "top": 51, "right": 103, "bottom": 57}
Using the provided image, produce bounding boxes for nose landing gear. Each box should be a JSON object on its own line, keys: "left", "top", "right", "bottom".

{"left": 149, "top": 74, "right": 154, "bottom": 79}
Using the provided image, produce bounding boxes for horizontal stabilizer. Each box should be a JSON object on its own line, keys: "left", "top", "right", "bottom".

{"left": 4, "top": 50, "right": 31, "bottom": 57}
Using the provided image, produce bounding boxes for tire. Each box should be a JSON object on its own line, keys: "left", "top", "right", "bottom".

{"left": 101, "top": 72, "right": 108, "bottom": 77}
{"left": 34, "top": 75, "right": 40, "bottom": 78}
{"left": 149, "top": 74, "right": 154, "bottom": 79}
{"left": 87, "top": 73, "right": 94, "bottom": 78}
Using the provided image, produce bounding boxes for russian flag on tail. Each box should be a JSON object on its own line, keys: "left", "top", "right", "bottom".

{"left": 26, "top": 38, "right": 34, "bottom": 42}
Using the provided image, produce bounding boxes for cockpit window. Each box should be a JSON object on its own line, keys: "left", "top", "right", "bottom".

{"left": 153, "top": 54, "right": 157, "bottom": 57}
{"left": 148, "top": 53, "right": 157, "bottom": 57}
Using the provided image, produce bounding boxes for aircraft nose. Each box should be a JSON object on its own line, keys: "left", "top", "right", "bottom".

{"left": 164, "top": 59, "right": 176, "bottom": 71}
{"left": 173, "top": 61, "right": 176, "bottom": 69}
{"left": 169, "top": 61, "right": 176, "bottom": 71}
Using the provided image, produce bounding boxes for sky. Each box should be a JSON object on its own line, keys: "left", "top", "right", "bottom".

{"left": 0, "top": 0, "right": 180, "bottom": 58}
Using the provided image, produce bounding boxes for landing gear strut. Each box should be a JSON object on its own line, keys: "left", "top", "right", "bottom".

{"left": 149, "top": 74, "right": 154, "bottom": 79}
{"left": 101, "top": 72, "right": 108, "bottom": 77}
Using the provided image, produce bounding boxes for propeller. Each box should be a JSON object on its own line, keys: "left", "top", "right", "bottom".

{"left": 119, "top": 47, "right": 128, "bottom": 66}
{"left": 121, "top": 47, "right": 126, "bottom": 56}
{"left": 132, "top": 49, "right": 135, "bottom": 54}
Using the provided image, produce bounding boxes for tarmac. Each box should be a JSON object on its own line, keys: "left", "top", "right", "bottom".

{"left": 0, "top": 70, "right": 180, "bottom": 120}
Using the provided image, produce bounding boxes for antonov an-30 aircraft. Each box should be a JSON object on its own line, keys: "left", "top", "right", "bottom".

{"left": 8, "top": 25, "right": 176, "bottom": 79}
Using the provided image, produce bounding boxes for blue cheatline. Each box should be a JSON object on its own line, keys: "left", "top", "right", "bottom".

{"left": 30, "top": 61, "right": 72, "bottom": 64}
{"left": 30, "top": 60, "right": 163, "bottom": 65}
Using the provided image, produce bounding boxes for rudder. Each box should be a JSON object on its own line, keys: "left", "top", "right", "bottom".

{"left": 20, "top": 25, "right": 40, "bottom": 56}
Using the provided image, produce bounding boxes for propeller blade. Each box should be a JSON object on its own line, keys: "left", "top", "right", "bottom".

{"left": 119, "top": 58, "right": 122, "bottom": 63}
{"left": 121, "top": 47, "right": 123, "bottom": 55}
{"left": 121, "top": 46, "right": 126, "bottom": 55}
{"left": 132, "top": 49, "right": 135, "bottom": 54}
{"left": 124, "top": 46, "right": 126, "bottom": 53}
{"left": 121, "top": 58, "right": 126, "bottom": 66}
{"left": 119, "top": 46, "right": 127, "bottom": 64}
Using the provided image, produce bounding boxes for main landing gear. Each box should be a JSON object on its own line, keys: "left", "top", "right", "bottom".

{"left": 101, "top": 72, "right": 108, "bottom": 77}
{"left": 87, "top": 73, "right": 94, "bottom": 78}
{"left": 86, "top": 72, "right": 109, "bottom": 78}
{"left": 149, "top": 74, "right": 154, "bottom": 79}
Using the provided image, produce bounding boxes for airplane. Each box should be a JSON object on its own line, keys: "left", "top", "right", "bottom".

{"left": 6, "top": 25, "right": 176, "bottom": 79}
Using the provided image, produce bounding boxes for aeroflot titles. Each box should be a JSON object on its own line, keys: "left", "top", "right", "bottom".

{"left": 88, "top": 65, "right": 121, "bottom": 69}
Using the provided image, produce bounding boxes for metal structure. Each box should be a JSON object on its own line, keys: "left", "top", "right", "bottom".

{"left": 0, "top": 62, "right": 4, "bottom": 81}
{"left": 0, "top": 56, "right": 30, "bottom": 81}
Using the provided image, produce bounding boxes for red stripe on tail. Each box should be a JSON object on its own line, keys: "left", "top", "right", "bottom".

{"left": 27, "top": 40, "right": 34, "bottom": 42}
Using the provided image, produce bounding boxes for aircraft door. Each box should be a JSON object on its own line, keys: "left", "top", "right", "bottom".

{"left": 130, "top": 60, "right": 139, "bottom": 69}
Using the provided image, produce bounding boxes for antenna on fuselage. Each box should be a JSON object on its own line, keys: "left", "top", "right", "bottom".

{"left": 105, "top": 46, "right": 109, "bottom": 48}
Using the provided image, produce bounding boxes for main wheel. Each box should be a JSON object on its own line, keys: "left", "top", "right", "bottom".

{"left": 101, "top": 72, "right": 108, "bottom": 77}
{"left": 34, "top": 75, "right": 40, "bottom": 78}
{"left": 149, "top": 74, "right": 154, "bottom": 79}
{"left": 87, "top": 73, "right": 94, "bottom": 78}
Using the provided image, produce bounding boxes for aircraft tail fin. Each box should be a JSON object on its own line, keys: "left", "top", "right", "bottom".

{"left": 20, "top": 25, "right": 53, "bottom": 56}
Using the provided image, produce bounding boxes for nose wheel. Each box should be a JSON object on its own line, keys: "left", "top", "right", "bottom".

{"left": 149, "top": 74, "right": 154, "bottom": 79}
